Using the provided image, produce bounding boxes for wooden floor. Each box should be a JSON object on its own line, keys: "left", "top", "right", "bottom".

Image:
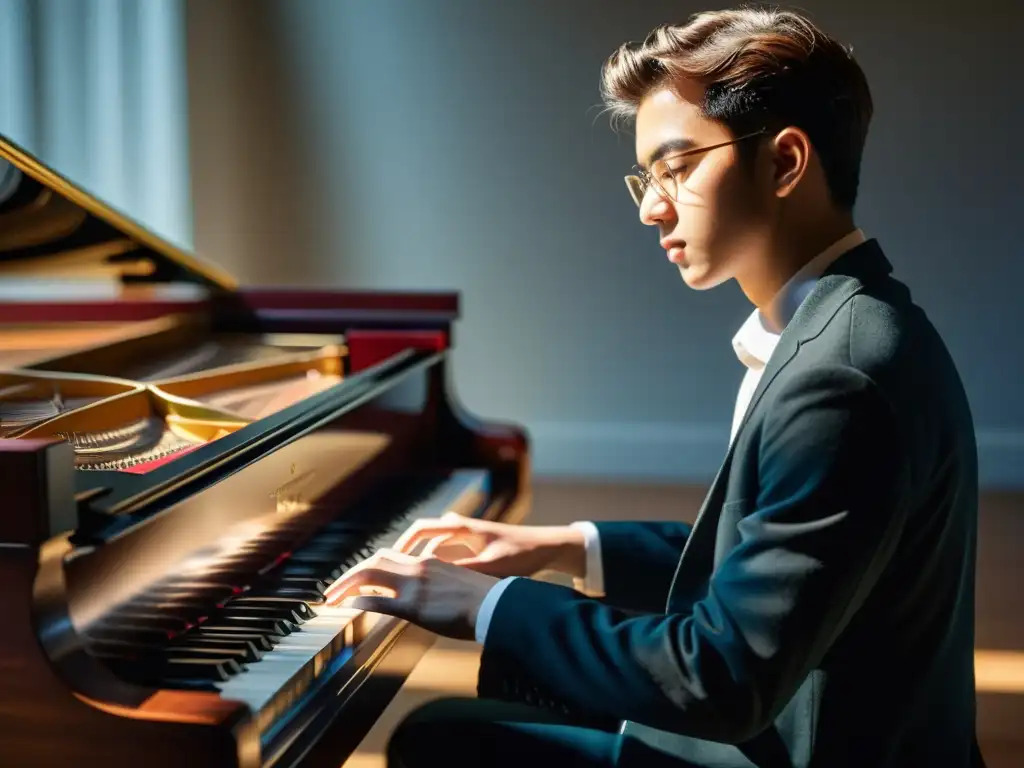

{"left": 342, "top": 479, "right": 1024, "bottom": 767}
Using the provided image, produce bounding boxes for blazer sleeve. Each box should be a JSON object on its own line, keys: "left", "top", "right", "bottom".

{"left": 591, "top": 521, "right": 692, "bottom": 612}
{"left": 478, "top": 365, "right": 911, "bottom": 744}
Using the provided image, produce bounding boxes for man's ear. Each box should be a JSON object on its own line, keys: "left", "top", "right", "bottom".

{"left": 770, "top": 127, "right": 812, "bottom": 199}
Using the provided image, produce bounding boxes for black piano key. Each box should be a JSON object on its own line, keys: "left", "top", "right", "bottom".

{"left": 199, "top": 621, "right": 293, "bottom": 637}
{"left": 242, "top": 586, "right": 326, "bottom": 603}
{"left": 331, "top": 554, "right": 370, "bottom": 572}
{"left": 275, "top": 563, "right": 344, "bottom": 582}
{"left": 172, "top": 643, "right": 263, "bottom": 663}
{"left": 146, "top": 587, "right": 242, "bottom": 603}
{"left": 287, "top": 548, "right": 348, "bottom": 560}
{"left": 96, "top": 644, "right": 256, "bottom": 664}
{"left": 206, "top": 615, "right": 297, "bottom": 634}
{"left": 308, "top": 534, "right": 371, "bottom": 547}
{"left": 191, "top": 630, "right": 278, "bottom": 648}
{"left": 88, "top": 638, "right": 170, "bottom": 656}
{"left": 150, "top": 581, "right": 240, "bottom": 594}
{"left": 226, "top": 596, "right": 316, "bottom": 618}
{"left": 213, "top": 556, "right": 274, "bottom": 569}
{"left": 88, "top": 631, "right": 251, "bottom": 659}
{"left": 174, "top": 636, "right": 265, "bottom": 656}
{"left": 128, "top": 598, "right": 211, "bottom": 614}
{"left": 281, "top": 558, "right": 354, "bottom": 577}
{"left": 280, "top": 561, "right": 344, "bottom": 573}
{"left": 214, "top": 604, "right": 307, "bottom": 624}
{"left": 198, "top": 567, "right": 263, "bottom": 582}
{"left": 94, "top": 613, "right": 194, "bottom": 633}
{"left": 271, "top": 576, "right": 330, "bottom": 592}
{"left": 230, "top": 540, "right": 295, "bottom": 555}
{"left": 104, "top": 656, "right": 242, "bottom": 684}
{"left": 159, "top": 658, "right": 244, "bottom": 681}
{"left": 297, "top": 531, "right": 368, "bottom": 545}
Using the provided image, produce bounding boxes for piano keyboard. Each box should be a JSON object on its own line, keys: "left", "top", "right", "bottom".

{"left": 83, "top": 469, "right": 490, "bottom": 735}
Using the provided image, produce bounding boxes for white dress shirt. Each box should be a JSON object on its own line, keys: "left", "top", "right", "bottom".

{"left": 474, "top": 229, "right": 867, "bottom": 642}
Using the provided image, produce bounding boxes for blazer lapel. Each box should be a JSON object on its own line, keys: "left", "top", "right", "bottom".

{"left": 664, "top": 333, "right": 796, "bottom": 604}
{"left": 730, "top": 238, "right": 894, "bottom": 446}
{"left": 665, "top": 239, "right": 894, "bottom": 605}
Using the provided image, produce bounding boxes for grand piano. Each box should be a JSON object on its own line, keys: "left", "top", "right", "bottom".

{"left": 0, "top": 134, "right": 531, "bottom": 767}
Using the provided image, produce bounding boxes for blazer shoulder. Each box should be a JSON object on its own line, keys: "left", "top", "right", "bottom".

{"left": 814, "top": 277, "right": 931, "bottom": 379}
{"left": 805, "top": 279, "right": 966, "bottom": 446}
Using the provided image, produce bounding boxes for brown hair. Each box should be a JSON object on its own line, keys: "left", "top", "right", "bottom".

{"left": 601, "top": 6, "right": 873, "bottom": 210}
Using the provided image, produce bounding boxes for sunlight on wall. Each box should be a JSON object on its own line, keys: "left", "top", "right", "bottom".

{"left": 0, "top": 0, "right": 192, "bottom": 250}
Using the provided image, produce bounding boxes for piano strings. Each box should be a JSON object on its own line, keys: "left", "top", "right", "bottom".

{"left": 4, "top": 348, "right": 344, "bottom": 472}
{"left": 0, "top": 382, "right": 68, "bottom": 436}
{"left": 196, "top": 369, "right": 343, "bottom": 421}
{"left": 57, "top": 416, "right": 243, "bottom": 472}
{"left": 57, "top": 418, "right": 190, "bottom": 471}
{"left": 121, "top": 340, "right": 324, "bottom": 383}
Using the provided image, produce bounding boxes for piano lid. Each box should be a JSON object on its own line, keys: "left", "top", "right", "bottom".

{"left": 0, "top": 132, "right": 236, "bottom": 294}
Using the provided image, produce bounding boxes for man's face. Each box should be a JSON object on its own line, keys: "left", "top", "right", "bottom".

{"left": 633, "top": 83, "right": 774, "bottom": 290}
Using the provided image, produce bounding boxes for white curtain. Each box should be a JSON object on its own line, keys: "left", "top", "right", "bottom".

{"left": 0, "top": 0, "right": 192, "bottom": 249}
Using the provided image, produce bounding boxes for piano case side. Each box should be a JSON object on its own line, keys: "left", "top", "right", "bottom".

{"left": 0, "top": 438, "right": 259, "bottom": 768}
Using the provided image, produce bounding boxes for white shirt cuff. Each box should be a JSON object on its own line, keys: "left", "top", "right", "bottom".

{"left": 474, "top": 576, "right": 519, "bottom": 644}
{"left": 569, "top": 521, "right": 605, "bottom": 597}
{"left": 475, "top": 522, "right": 605, "bottom": 645}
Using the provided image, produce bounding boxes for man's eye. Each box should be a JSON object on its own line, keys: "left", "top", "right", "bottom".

{"left": 665, "top": 163, "right": 688, "bottom": 177}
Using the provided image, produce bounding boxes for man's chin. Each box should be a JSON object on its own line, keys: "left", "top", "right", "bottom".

{"left": 677, "top": 264, "right": 721, "bottom": 290}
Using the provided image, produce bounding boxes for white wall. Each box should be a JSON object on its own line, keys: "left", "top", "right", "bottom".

{"left": 185, "top": 0, "right": 1024, "bottom": 488}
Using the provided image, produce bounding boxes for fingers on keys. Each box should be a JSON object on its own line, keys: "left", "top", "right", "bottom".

{"left": 323, "top": 549, "right": 419, "bottom": 606}
{"left": 393, "top": 511, "right": 479, "bottom": 555}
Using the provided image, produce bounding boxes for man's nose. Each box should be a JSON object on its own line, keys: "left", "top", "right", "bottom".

{"left": 639, "top": 191, "right": 675, "bottom": 227}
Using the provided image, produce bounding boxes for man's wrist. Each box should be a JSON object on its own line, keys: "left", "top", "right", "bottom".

{"left": 543, "top": 525, "right": 587, "bottom": 579}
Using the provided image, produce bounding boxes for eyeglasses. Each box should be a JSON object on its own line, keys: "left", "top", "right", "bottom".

{"left": 624, "top": 130, "right": 767, "bottom": 208}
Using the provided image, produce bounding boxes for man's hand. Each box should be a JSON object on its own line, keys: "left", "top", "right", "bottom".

{"left": 322, "top": 549, "right": 500, "bottom": 641}
{"left": 391, "top": 512, "right": 587, "bottom": 579}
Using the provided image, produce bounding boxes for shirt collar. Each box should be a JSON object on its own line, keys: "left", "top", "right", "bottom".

{"left": 732, "top": 228, "right": 866, "bottom": 371}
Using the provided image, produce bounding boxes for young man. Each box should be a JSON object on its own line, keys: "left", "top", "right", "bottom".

{"left": 326, "top": 7, "right": 983, "bottom": 767}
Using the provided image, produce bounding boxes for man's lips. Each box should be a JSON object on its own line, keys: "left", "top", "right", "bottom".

{"left": 661, "top": 240, "right": 686, "bottom": 264}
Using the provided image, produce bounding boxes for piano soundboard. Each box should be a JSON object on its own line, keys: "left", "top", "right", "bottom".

{"left": 0, "top": 136, "right": 530, "bottom": 767}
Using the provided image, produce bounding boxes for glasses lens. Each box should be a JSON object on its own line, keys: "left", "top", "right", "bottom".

{"left": 649, "top": 160, "right": 676, "bottom": 204}
{"left": 625, "top": 162, "right": 679, "bottom": 208}
{"left": 624, "top": 175, "right": 645, "bottom": 207}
